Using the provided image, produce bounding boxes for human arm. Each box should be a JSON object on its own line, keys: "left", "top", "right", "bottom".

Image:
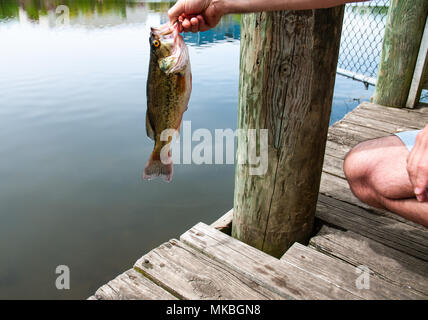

{"left": 168, "top": 0, "right": 367, "bottom": 32}
{"left": 407, "top": 125, "right": 428, "bottom": 202}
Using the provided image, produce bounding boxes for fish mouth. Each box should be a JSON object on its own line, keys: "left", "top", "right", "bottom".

{"left": 151, "top": 23, "right": 173, "bottom": 37}
{"left": 150, "top": 23, "right": 186, "bottom": 54}
{"left": 150, "top": 23, "right": 176, "bottom": 43}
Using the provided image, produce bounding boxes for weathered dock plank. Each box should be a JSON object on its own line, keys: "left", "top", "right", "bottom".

{"left": 310, "top": 226, "right": 428, "bottom": 297}
{"left": 133, "top": 239, "right": 283, "bottom": 300}
{"left": 342, "top": 112, "right": 414, "bottom": 133}
{"left": 281, "top": 242, "right": 425, "bottom": 299}
{"left": 356, "top": 102, "right": 428, "bottom": 128}
{"left": 316, "top": 195, "right": 428, "bottom": 261}
{"left": 325, "top": 140, "right": 352, "bottom": 159}
{"left": 92, "top": 269, "right": 177, "bottom": 300}
{"left": 322, "top": 154, "right": 346, "bottom": 179}
{"left": 327, "top": 126, "right": 369, "bottom": 147}
{"left": 333, "top": 120, "right": 392, "bottom": 141}
{"left": 320, "top": 172, "right": 372, "bottom": 210}
{"left": 181, "top": 223, "right": 361, "bottom": 300}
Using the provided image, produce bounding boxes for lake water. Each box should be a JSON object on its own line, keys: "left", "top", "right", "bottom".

{"left": 0, "top": 1, "right": 375, "bottom": 299}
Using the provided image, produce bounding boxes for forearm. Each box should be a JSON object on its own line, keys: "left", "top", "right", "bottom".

{"left": 221, "top": 0, "right": 367, "bottom": 14}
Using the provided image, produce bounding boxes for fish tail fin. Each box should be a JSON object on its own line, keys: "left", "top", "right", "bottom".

{"left": 143, "top": 152, "right": 173, "bottom": 182}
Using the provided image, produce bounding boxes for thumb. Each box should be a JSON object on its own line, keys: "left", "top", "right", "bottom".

{"left": 168, "top": 1, "right": 185, "bottom": 23}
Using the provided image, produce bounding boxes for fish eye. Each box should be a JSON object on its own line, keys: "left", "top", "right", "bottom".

{"left": 153, "top": 40, "right": 160, "bottom": 48}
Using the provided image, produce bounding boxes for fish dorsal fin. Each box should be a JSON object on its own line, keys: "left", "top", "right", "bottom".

{"left": 146, "top": 113, "right": 155, "bottom": 140}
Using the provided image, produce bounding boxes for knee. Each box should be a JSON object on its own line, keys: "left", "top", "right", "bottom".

{"left": 343, "top": 143, "right": 380, "bottom": 207}
{"left": 343, "top": 144, "right": 369, "bottom": 186}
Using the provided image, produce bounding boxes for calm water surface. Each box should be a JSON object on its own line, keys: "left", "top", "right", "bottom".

{"left": 0, "top": 0, "right": 374, "bottom": 299}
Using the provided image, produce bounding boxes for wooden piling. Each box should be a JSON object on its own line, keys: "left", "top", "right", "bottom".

{"left": 373, "top": 0, "right": 428, "bottom": 108}
{"left": 232, "top": 7, "right": 345, "bottom": 258}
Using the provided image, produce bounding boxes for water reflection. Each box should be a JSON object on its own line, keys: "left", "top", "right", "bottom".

{"left": 1, "top": 0, "right": 162, "bottom": 23}
{"left": 181, "top": 16, "right": 241, "bottom": 46}
{"left": 0, "top": 0, "right": 240, "bottom": 45}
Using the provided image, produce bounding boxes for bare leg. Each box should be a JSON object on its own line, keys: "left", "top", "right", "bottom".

{"left": 344, "top": 136, "right": 428, "bottom": 227}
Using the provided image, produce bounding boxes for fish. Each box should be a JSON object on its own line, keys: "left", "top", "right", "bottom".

{"left": 143, "top": 23, "right": 192, "bottom": 182}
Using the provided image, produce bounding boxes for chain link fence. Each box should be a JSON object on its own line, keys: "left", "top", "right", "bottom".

{"left": 337, "top": 0, "right": 390, "bottom": 87}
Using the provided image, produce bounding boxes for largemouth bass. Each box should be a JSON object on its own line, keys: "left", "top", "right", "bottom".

{"left": 144, "top": 23, "right": 192, "bottom": 182}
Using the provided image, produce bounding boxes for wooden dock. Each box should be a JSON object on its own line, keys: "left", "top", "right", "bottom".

{"left": 89, "top": 102, "right": 428, "bottom": 300}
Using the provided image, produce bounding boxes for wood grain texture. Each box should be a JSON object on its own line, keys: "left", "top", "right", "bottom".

{"left": 424, "top": 67, "right": 428, "bottom": 89}
{"left": 322, "top": 154, "right": 346, "bottom": 179}
{"left": 233, "top": 6, "right": 345, "bottom": 258}
{"left": 407, "top": 17, "right": 428, "bottom": 108}
{"left": 310, "top": 226, "right": 428, "bottom": 297}
{"left": 133, "top": 239, "right": 282, "bottom": 300}
{"left": 333, "top": 120, "right": 391, "bottom": 140}
{"left": 316, "top": 194, "right": 428, "bottom": 261}
{"left": 357, "top": 102, "right": 428, "bottom": 128}
{"left": 181, "top": 222, "right": 360, "bottom": 300}
{"left": 92, "top": 269, "right": 177, "bottom": 300}
{"left": 281, "top": 242, "right": 425, "bottom": 299}
{"left": 325, "top": 140, "right": 352, "bottom": 159}
{"left": 341, "top": 112, "right": 415, "bottom": 133}
{"left": 320, "top": 171, "right": 372, "bottom": 209}
{"left": 374, "top": 0, "right": 428, "bottom": 107}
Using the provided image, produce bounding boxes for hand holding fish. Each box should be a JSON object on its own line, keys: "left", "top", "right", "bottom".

{"left": 168, "top": 0, "right": 225, "bottom": 33}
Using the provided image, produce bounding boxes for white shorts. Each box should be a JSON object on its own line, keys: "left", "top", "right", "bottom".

{"left": 394, "top": 130, "right": 421, "bottom": 152}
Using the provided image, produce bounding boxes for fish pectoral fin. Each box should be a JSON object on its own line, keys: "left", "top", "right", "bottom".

{"left": 146, "top": 113, "right": 155, "bottom": 140}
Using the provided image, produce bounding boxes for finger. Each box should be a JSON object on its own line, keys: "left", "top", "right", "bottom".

{"left": 416, "top": 192, "right": 427, "bottom": 202}
{"left": 414, "top": 175, "right": 428, "bottom": 202}
{"left": 182, "top": 18, "right": 192, "bottom": 30}
{"left": 196, "top": 15, "right": 209, "bottom": 32}
{"left": 190, "top": 17, "right": 199, "bottom": 33}
{"left": 177, "top": 15, "right": 184, "bottom": 32}
{"left": 182, "top": 22, "right": 193, "bottom": 33}
{"left": 168, "top": 1, "right": 185, "bottom": 23}
{"left": 421, "top": 192, "right": 428, "bottom": 202}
